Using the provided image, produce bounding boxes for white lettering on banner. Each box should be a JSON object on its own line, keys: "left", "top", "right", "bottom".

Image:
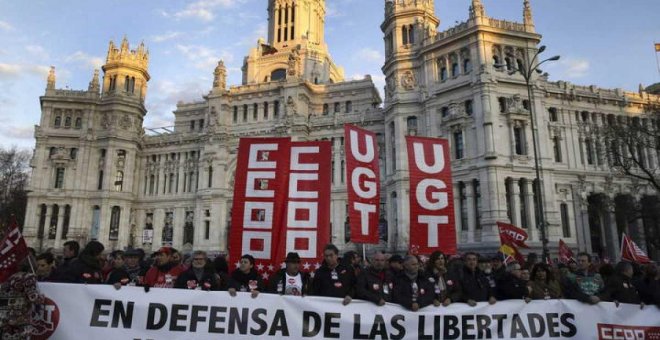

{"left": 246, "top": 172, "right": 275, "bottom": 198}
{"left": 413, "top": 142, "right": 445, "bottom": 173}
{"left": 286, "top": 231, "right": 317, "bottom": 258}
{"left": 416, "top": 178, "right": 448, "bottom": 210}
{"left": 288, "top": 173, "right": 319, "bottom": 198}
{"left": 1, "top": 228, "right": 20, "bottom": 255}
{"left": 349, "top": 130, "right": 375, "bottom": 163}
{"left": 351, "top": 167, "right": 377, "bottom": 199}
{"left": 354, "top": 202, "right": 376, "bottom": 235}
{"left": 286, "top": 145, "right": 321, "bottom": 257}
{"left": 248, "top": 143, "right": 278, "bottom": 169}
{"left": 418, "top": 215, "right": 449, "bottom": 247}
{"left": 38, "top": 283, "right": 660, "bottom": 340}
{"left": 243, "top": 202, "right": 274, "bottom": 229}
{"left": 242, "top": 231, "right": 272, "bottom": 259}
{"left": 286, "top": 201, "right": 318, "bottom": 228}
{"left": 502, "top": 230, "right": 527, "bottom": 242}
{"left": 291, "top": 146, "right": 320, "bottom": 171}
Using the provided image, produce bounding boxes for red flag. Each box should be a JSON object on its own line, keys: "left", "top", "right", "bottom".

{"left": 497, "top": 221, "right": 529, "bottom": 248}
{"left": 621, "top": 233, "right": 651, "bottom": 264}
{"left": 344, "top": 124, "right": 380, "bottom": 244}
{"left": 558, "top": 239, "right": 574, "bottom": 264}
{"left": 499, "top": 231, "right": 525, "bottom": 265}
{"left": 406, "top": 136, "right": 456, "bottom": 255}
{"left": 0, "top": 216, "right": 29, "bottom": 282}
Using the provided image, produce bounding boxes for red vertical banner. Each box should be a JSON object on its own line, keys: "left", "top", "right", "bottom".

{"left": 229, "top": 138, "right": 291, "bottom": 275}
{"left": 406, "top": 136, "right": 456, "bottom": 255}
{"left": 344, "top": 124, "right": 380, "bottom": 244}
{"left": 278, "top": 141, "right": 332, "bottom": 273}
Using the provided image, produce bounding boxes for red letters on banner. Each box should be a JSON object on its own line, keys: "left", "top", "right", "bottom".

{"left": 344, "top": 124, "right": 380, "bottom": 244}
{"left": 406, "top": 136, "right": 456, "bottom": 255}
{"left": 230, "top": 138, "right": 330, "bottom": 279}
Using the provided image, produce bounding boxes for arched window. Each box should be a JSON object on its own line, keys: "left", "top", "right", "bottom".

{"left": 271, "top": 68, "right": 287, "bottom": 81}
{"left": 463, "top": 58, "right": 472, "bottom": 73}
{"left": 64, "top": 116, "right": 71, "bottom": 128}
{"left": 263, "top": 102, "right": 269, "bottom": 119}
{"left": 243, "top": 104, "right": 248, "bottom": 122}
{"left": 62, "top": 204, "right": 71, "bottom": 239}
{"left": 75, "top": 117, "right": 82, "bottom": 129}
{"left": 440, "top": 67, "right": 447, "bottom": 81}
{"left": 109, "top": 206, "right": 120, "bottom": 240}
{"left": 402, "top": 25, "right": 409, "bottom": 45}
{"left": 451, "top": 62, "right": 459, "bottom": 77}
{"left": 516, "top": 59, "right": 524, "bottom": 72}
{"left": 70, "top": 148, "right": 77, "bottom": 160}
{"left": 498, "top": 97, "right": 507, "bottom": 113}
{"left": 125, "top": 76, "right": 130, "bottom": 92}
{"left": 38, "top": 204, "right": 47, "bottom": 239}
{"left": 408, "top": 24, "right": 415, "bottom": 44}
{"left": 54, "top": 116, "right": 61, "bottom": 127}
{"left": 130, "top": 77, "right": 136, "bottom": 93}
{"left": 505, "top": 57, "right": 513, "bottom": 71}
{"left": 406, "top": 116, "right": 418, "bottom": 135}
{"left": 492, "top": 55, "right": 500, "bottom": 67}
{"left": 115, "top": 171, "right": 124, "bottom": 191}
{"left": 48, "top": 204, "right": 59, "bottom": 239}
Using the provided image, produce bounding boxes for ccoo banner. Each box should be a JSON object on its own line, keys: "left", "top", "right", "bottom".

{"left": 406, "top": 136, "right": 456, "bottom": 255}
{"left": 344, "top": 124, "right": 381, "bottom": 244}
{"left": 229, "top": 138, "right": 331, "bottom": 277}
{"left": 37, "top": 283, "right": 660, "bottom": 340}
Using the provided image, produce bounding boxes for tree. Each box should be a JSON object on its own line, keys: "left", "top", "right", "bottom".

{"left": 603, "top": 110, "right": 660, "bottom": 192}
{"left": 0, "top": 146, "right": 31, "bottom": 231}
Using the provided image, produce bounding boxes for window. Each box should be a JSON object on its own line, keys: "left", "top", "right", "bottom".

{"left": 451, "top": 62, "right": 459, "bottom": 77}
{"left": 109, "top": 206, "right": 120, "bottom": 240}
{"left": 205, "top": 221, "right": 210, "bottom": 240}
{"left": 334, "top": 102, "right": 340, "bottom": 113}
{"left": 62, "top": 205, "right": 71, "bottom": 239}
{"left": 453, "top": 130, "right": 464, "bottom": 159}
{"left": 519, "top": 179, "right": 528, "bottom": 228}
{"left": 98, "top": 170, "right": 104, "bottom": 190}
{"left": 271, "top": 69, "right": 286, "bottom": 81}
{"left": 54, "top": 116, "right": 61, "bottom": 127}
{"left": 492, "top": 55, "right": 500, "bottom": 67}
{"left": 585, "top": 138, "right": 594, "bottom": 165}
{"left": 345, "top": 101, "right": 352, "bottom": 113}
{"left": 169, "top": 173, "right": 174, "bottom": 193}
{"left": 323, "top": 104, "right": 329, "bottom": 115}
{"left": 199, "top": 119, "right": 204, "bottom": 130}
{"left": 115, "top": 171, "right": 124, "bottom": 191}
{"left": 517, "top": 58, "right": 524, "bottom": 72}
{"left": 514, "top": 125, "right": 526, "bottom": 155}
{"left": 54, "top": 168, "right": 65, "bottom": 188}
{"left": 402, "top": 25, "right": 409, "bottom": 45}
{"left": 149, "top": 175, "right": 155, "bottom": 195}
{"left": 532, "top": 179, "right": 541, "bottom": 228}
{"left": 75, "top": 117, "right": 82, "bottom": 129}
{"left": 499, "top": 97, "right": 507, "bottom": 113}
{"left": 340, "top": 160, "right": 345, "bottom": 183}
{"left": 208, "top": 166, "right": 213, "bottom": 188}
{"left": 274, "top": 100, "right": 279, "bottom": 118}
{"left": 389, "top": 122, "right": 396, "bottom": 172}
{"left": 190, "top": 120, "right": 195, "bottom": 131}
{"left": 48, "top": 204, "right": 59, "bottom": 239}
{"left": 463, "top": 58, "right": 472, "bottom": 73}
{"left": 243, "top": 104, "right": 248, "bottom": 122}
{"left": 474, "top": 180, "right": 482, "bottom": 229}
{"left": 406, "top": 116, "right": 418, "bottom": 135}
{"left": 459, "top": 182, "right": 468, "bottom": 231}
{"left": 125, "top": 76, "right": 130, "bottom": 92}
{"left": 264, "top": 102, "right": 269, "bottom": 119}
{"left": 523, "top": 100, "right": 530, "bottom": 111}
{"left": 64, "top": 116, "right": 71, "bottom": 128}
{"left": 505, "top": 57, "right": 513, "bottom": 71}
{"left": 560, "top": 203, "right": 571, "bottom": 238}
{"left": 184, "top": 211, "right": 194, "bottom": 245}
{"left": 505, "top": 178, "right": 514, "bottom": 222}
{"left": 253, "top": 103, "right": 258, "bottom": 121}
{"left": 548, "top": 107, "right": 558, "bottom": 122}
{"left": 233, "top": 106, "right": 238, "bottom": 123}
{"left": 553, "top": 136, "right": 562, "bottom": 162}
{"left": 38, "top": 204, "right": 47, "bottom": 239}
{"left": 49, "top": 147, "right": 56, "bottom": 158}
{"left": 70, "top": 148, "right": 77, "bottom": 160}
{"left": 464, "top": 100, "right": 473, "bottom": 115}
{"left": 440, "top": 67, "right": 447, "bottom": 81}
{"left": 441, "top": 106, "right": 449, "bottom": 117}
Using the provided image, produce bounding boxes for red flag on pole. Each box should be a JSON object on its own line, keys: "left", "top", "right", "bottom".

{"left": 496, "top": 221, "right": 529, "bottom": 248}
{"left": 0, "top": 216, "right": 29, "bottom": 282}
{"left": 558, "top": 239, "right": 574, "bottom": 264}
{"left": 499, "top": 231, "right": 526, "bottom": 265}
{"left": 620, "top": 233, "right": 651, "bottom": 264}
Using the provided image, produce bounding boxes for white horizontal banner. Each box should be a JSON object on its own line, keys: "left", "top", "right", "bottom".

{"left": 37, "top": 283, "right": 659, "bottom": 340}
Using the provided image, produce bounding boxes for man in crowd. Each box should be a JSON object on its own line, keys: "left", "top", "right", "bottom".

{"left": 268, "top": 252, "right": 309, "bottom": 296}
{"left": 58, "top": 240, "right": 105, "bottom": 284}
{"left": 356, "top": 252, "right": 392, "bottom": 306}
{"left": 388, "top": 254, "right": 404, "bottom": 277}
{"left": 228, "top": 254, "right": 263, "bottom": 298}
{"left": 391, "top": 255, "right": 435, "bottom": 311}
{"left": 35, "top": 253, "right": 57, "bottom": 282}
{"left": 563, "top": 252, "right": 604, "bottom": 304}
{"left": 105, "top": 250, "right": 130, "bottom": 286}
{"left": 311, "top": 244, "right": 355, "bottom": 305}
{"left": 479, "top": 257, "right": 496, "bottom": 289}
{"left": 491, "top": 255, "right": 506, "bottom": 282}
{"left": 143, "top": 247, "right": 184, "bottom": 289}
{"left": 52, "top": 240, "right": 79, "bottom": 280}
{"left": 123, "top": 248, "right": 148, "bottom": 285}
{"left": 175, "top": 250, "right": 223, "bottom": 291}
{"left": 496, "top": 261, "right": 531, "bottom": 302}
{"left": 450, "top": 252, "right": 497, "bottom": 306}
{"left": 600, "top": 261, "right": 642, "bottom": 307}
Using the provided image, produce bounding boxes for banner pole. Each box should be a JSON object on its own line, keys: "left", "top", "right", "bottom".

{"left": 362, "top": 244, "right": 367, "bottom": 264}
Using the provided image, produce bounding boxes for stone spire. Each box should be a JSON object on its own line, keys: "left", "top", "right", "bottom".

{"left": 523, "top": 0, "right": 535, "bottom": 30}
{"left": 88, "top": 69, "right": 100, "bottom": 93}
{"left": 470, "top": 0, "right": 486, "bottom": 19}
{"left": 46, "top": 66, "right": 56, "bottom": 90}
{"left": 213, "top": 60, "right": 226, "bottom": 90}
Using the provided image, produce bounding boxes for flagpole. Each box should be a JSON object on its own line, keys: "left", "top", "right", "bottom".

{"left": 619, "top": 232, "right": 626, "bottom": 262}
{"left": 656, "top": 41, "right": 660, "bottom": 75}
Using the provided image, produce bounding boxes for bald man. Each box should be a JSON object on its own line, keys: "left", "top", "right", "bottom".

{"left": 356, "top": 252, "right": 393, "bottom": 306}
{"left": 391, "top": 255, "right": 436, "bottom": 311}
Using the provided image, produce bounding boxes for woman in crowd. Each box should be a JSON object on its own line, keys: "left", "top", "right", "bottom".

{"left": 528, "top": 263, "right": 562, "bottom": 299}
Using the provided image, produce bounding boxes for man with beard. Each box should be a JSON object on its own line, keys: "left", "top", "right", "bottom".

{"left": 175, "top": 251, "right": 224, "bottom": 291}
{"left": 59, "top": 240, "right": 105, "bottom": 284}
{"left": 479, "top": 257, "right": 496, "bottom": 289}
{"left": 391, "top": 255, "right": 435, "bottom": 311}
{"left": 143, "top": 247, "right": 184, "bottom": 289}
{"left": 451, "top": 252, "right": 497, "bottom": 306}
{"left": 356, "top": 252, "right": 392, "bottom": 306}
{"left": 268, "top": 252, "right": 309, "bottom": 296}
{"left": 228, "top": 254, "right": 264, "bottom": 298}
{"left": 310, "top": 244, "right": 355, "bottom": 305}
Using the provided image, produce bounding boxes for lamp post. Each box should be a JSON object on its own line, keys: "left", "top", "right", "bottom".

{"left": 500, "top": 45, "right": 560, "bottom": 262}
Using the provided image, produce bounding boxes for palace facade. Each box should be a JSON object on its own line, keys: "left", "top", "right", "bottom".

{"left": 24, "top": 0, "right": 660, "bottom": 261}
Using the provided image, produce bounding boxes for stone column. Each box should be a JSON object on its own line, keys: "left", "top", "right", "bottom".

{"left": 524, "top": 179, "right": 538, "bottom": 241}
{"left": 604, "top": 200, "right": 619, "bottom": 261}
{"left": 512, "top": 180, "right": 522, "bottom": 227}
{"left": 54, "top": 209, "right": 64, "bottom": 248}
{"left": 453, "top": 183, "right": 462, "bottom": 240}
{"left": 465, "top": 184, "right": 476, "bottom": 243}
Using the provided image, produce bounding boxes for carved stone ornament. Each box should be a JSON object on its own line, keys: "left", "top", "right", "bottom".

{"left": 101, "top": 113, "right": 112, "bottom": 129}
{"left": 119, "top": 114, "right": 132, "bottom": 130}
{"left": 400, "top": 70, "right": 416, "bottom": 90}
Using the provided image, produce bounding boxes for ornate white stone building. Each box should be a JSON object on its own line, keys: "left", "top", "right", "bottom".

{"left": 24, "top": 0, "right": 660, "bottom": 261}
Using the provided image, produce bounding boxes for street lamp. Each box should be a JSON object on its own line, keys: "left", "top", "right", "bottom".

{"left": 498, "top": 45, "right": 560, "bottom": 262}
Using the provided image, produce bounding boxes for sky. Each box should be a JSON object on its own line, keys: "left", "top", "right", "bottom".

{"left": 1, "top": 0, "right": 659, "bottom": 150}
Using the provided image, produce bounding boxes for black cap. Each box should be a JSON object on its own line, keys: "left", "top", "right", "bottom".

{"left": 388, "top": 254, "right": 404, "bottom": 263}
{"left": 285, "top": 252, "right": 301, "bottom": 263}
{"left": 124, "top": 248, "right": 141, "bottom": 257}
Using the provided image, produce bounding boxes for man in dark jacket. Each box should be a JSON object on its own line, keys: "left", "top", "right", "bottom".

{"left": 496, "top": 261, "right": 531, "bottom": 302}
{"left": 601, "top": 261, "right": 642, "bottom": 306}
{"left": 106, "top": 250, "right": 131, "bottom": 286}
{"left": 268, "top": 252, "right": 310, "bottom": 296}
{"left": 563, "top": 252, "right": 604, "bottom": 304}
{"left": 58, "top": 240, "right": 105, "bottom": 284}
{"left": 391, "top": 255, "right": 435, "bottom": 311}
{"left": 175, "top": 250, "right": 224, "bottom": 291}
{"left": 228, "top": 254, "right": 264, "bottom": 298}
{"left": 123, "top": 248, "right": 148, "bottom": 285}
{"left": 356, "top": 252, "right": 392, "bottom": 306}
{"left": 310, "top": 244, "right": 355, "bottom": 305}
{"left": 450, "top": 252, "right": 497, "bottom": 306}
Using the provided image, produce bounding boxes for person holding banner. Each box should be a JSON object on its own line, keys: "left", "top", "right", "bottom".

{"left": 600, "top": 261, "right": 643, "bottom": 307}
{"left": 563, "top": 252, "right": 604, "bottom": 304}
{"left": 391, "top": 255, "right": 436, "bottom": 311}
{"left": 450, "top": 252, "right": 497, "bottom": 306}
{"left": 268, "top": 252, "right": 310, "bottom": 296}
{"left": 228, "top": 254, "right": 264, "bottom": 298}
{"left": 58, "top": 240, "right": 105, "bottom": 284}
{"left": 105, "top": 250, "right": 131, "bottom": 286}
{"left": 310, "top": 244, "right": 355, "bottom": 305}
{"left": 496, "top": 262, "right": 531, "bottom": 302}
{"left": 528, "top": 263, "right": 562, "bottom": 299}
{"left": 634, "top": 263, "right": 660, "bottom": 307}
{"left": 424, "top": 251, "right": 452, "bottom": 306}
{"left": 356, "top": 252, "right": 392, "bottom": 306}
{"left": 143, "top": 246, "right": 185, "bottom": 289}
{"left": 175, "top": 251, "right": 224, "bottom": 291}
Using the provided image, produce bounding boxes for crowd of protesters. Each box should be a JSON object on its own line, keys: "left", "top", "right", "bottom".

{"left": 23, "top": 241, "right": 660, "bottom": 310}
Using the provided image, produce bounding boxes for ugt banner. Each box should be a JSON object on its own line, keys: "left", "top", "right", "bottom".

{"left": 406, "top": 136, "right": 456, "bottom": 255}
{"left": 229, "top": 138, "right": 331, "bottom": 278}
{"left": 37, "top": 283, "right": 660, "bottom": 340}
{"left": 344, "top": 124, "right": 380, "bottom": 244}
